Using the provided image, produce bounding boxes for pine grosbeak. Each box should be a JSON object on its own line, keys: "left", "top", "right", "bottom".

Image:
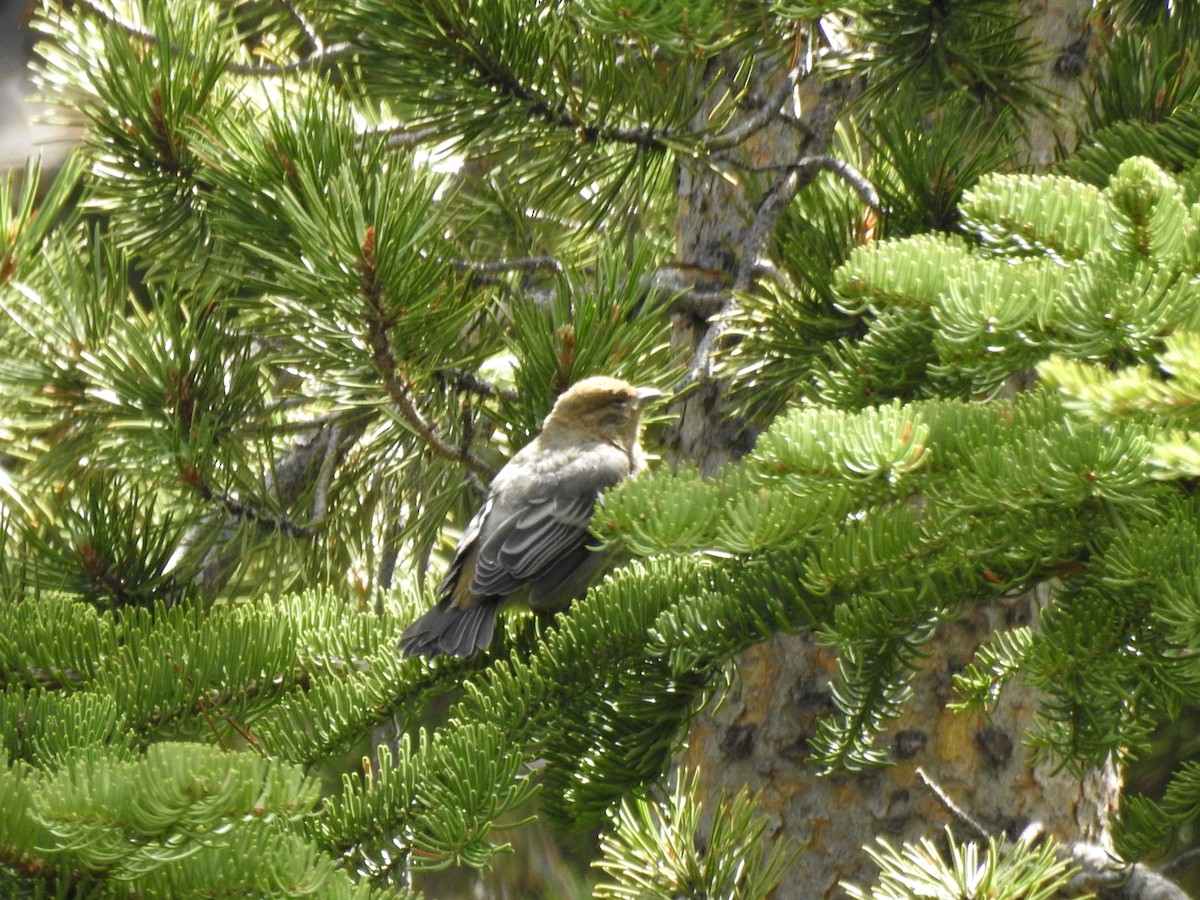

{"left": 401, "top": 376, "right": 660, "bottom": 659}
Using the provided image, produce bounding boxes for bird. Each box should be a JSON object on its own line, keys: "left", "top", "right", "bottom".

{"left": 400, "top": 376, "right": 661, "bottom": 659}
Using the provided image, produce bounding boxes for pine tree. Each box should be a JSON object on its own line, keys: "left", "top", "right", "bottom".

{"left": 3, "top": 0, "right": 1200, "bottom": 897}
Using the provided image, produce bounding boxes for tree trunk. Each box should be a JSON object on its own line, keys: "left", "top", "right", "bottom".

{"left": 670, "top": 5, "right": 1114, "bottom": 896}
{"left": 680, "top": 590, "right": 1120, "bottom": 897}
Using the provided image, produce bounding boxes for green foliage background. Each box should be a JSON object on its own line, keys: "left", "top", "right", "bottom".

{"left": 2, "top": 0, "right": 1200, "bottom": 897}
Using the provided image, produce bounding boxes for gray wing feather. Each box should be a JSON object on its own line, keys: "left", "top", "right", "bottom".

{"left": 400, "top": 600, "right": 497, "bottom": 658}
{"left": 468, "top": 462, "right": 623, "bottom": 599}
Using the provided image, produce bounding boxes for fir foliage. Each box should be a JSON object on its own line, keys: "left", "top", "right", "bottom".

{"left": 592, "top": 768, "right": 800, "bottom": 899}
{"left": 843, "top": 827, "right": 1080, "bottom": 900}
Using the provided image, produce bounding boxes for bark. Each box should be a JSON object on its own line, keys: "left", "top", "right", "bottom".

{"left": 681, "top": 590, "right": 1120, "bottom": 897}
{"left": 1018, "top": 0, "right": 1103, "bottom": 167}
{"left": 669, "top": 4, "right": 1120, "bottom": 897}
{"left": 666, "top": 49, "right": 857, "bottom": 474}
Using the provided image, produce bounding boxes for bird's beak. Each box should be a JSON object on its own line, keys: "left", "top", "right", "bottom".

{"left": 636, "top": 386, "right": 663, "bottom": 406}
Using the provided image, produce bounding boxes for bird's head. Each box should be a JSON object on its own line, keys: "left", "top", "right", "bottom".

{"left": 543, "top": 376, "right": 661, "bottom": 446}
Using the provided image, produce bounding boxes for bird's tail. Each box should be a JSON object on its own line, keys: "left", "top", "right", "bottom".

{"left": 400, "top": 600, "right": 497, "bottom": 659}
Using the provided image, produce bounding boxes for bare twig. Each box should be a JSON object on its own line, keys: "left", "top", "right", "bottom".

{"left": 451, "top": 256, "right": 564, "bottom": 277}
{"left": 915, "top": 767, "right": 993, "bottom": 840}
{"left": 433, "top": 368, "right": 520, "bottom": 402}
{"left": 275, "top": 0, "right": 323, "bottom": 51}
{"left": 736, "top": 155, "right": 879, "bottom": 291}
{"left": 701, "top": 64, "right": 802, "bottom": 152}
{"left": 354, "top": 121, "right": 443, "bottom": 151}
{"left": 375, "top": 479, "right": 402, "bottom": 602}
{"left": 914, "top": 771, "right": 1195, "bottom": 899}
{"left": 384, "top": 124, "right": 442, "bottom": 150}
{"left": 254, "top": 408, "right": 345, "bottom": 435}
{"left": 219, "top": 42, "right": 355, "bottom": 77}
{"left": 738, "top": 154, "right": 881, "bottom": 210}
{"left": 309, "top": 420, "right": 344, "bottom": 524}
{"left": 684, "top": 154, "right": 878, "bottom": 383}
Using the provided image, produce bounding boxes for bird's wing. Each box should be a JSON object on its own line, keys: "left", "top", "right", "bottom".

{"left": 468, "top": 486, "right": 600, "bottom": 597}
{"left": 436, "top": 494, "right": 491, "bottom": 599}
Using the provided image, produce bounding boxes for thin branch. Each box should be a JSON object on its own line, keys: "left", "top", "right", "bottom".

{"left": 375, "top": 500, "right": 402, "bottom": 600}
{"left": 355, "top": 122, "right": 443, "bottom": 151}
{"left": 275, "top": 0, "right": 323, "bottom": 51}
{"left": 222, "top": 711, "right": 264, "bottom": 750}
{"left": 359, "top": 228, "right": 496, "bottom": 480}
{"left": 173, "top": 410, "right": 371, "bottom": 599}
{"left": 384, "top": 124, "right": 442, "bottom": 150}
{"left": 737, "top": 156, "right": 879, "bottom": 292}
{"left": 738, "top": 154, "right": 881, "bottom": 211}
{"left": 426, "top": 6, "right": 671, "bottom": 152}
{"left": 433, "top": 368, "right": 520, "bottom": 403}
{"left": 911, "top": 769, "right": 1192, "bottom": 900}
{"left": 451, "top": 256, "right": 564, "bottom": 276}
{"left": 684, "top": 155, "right": 879, "bottom": 383}
{"left": 253, "top": 408, "right": 345, "bottom": 436}
{"left": 220, "top": 41, "right": 356, "bottom": 77}
{"left": 914, "top": 767, "right": 993, "bottom": 841}
{"left": 370, "top": 349, "right": 494, "bottom": 479}
{"left": 180, "top": 461, "right": 318, "bottom": 540}
{"left": 701, "top": 64, "right": 802, "bottom": 152}
{"left": 672, "top": 287, "right": 731, "bottom": 323}
{"left": 309, "top": 420, "right": 344, "bottom": 524}
{"left": 74, "top": 0, "right": 354, "bottom": 76}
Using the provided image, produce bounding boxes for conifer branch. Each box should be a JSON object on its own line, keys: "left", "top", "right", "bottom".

{"left": 916, "top": 767, "right": 992, "bottom": 840}
{"left": 179, "top": 461, "right": 317, "bottom": 540}
{"left": 74, "top": 0, "right": 354, "bottom": 76}
{"left": 172, "top": 411, "right": 370, "bottom": 598}
{"left": 358, "top": 228, "right": 496, "bottom": 480}
{"left": 139, "top": 673, "right": 284, "bottom": 736}
{"left": 425, "top": 7, "right": 671, "bottom": 152}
